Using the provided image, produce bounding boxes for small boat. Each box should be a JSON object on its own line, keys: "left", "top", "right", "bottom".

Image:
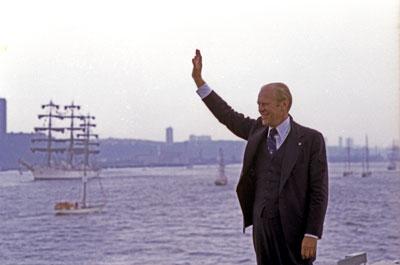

{"left": 54, "top": 175, "right": 105, "bottom": 215}
{"left": 54, "top": 200, "right": 103, "bottom": 215}
{"left": 54, "top": 114, "right": 106, "bottom": 215}
{"left": 214, "top": 148, "right": 227, "bottom": 186}
{"left": 387, "top": 163, "right": 396, "bottom": 171}
{"left": 335, "top": 251, "right": 399, "bottom": 265}
{"left": 342, "top": 171, "right": 353, "bottom": 177}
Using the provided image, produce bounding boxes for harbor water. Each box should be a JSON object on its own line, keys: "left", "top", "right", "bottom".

{"left": 0, "top": 163, "right": 399, "bottom": 265}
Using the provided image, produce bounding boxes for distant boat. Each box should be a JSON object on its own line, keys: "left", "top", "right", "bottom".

{"left": 214, "top": 148, "right": 227, "bottom": 186}
{"left": 343, "top": 138, "right": 353, "bottom": 177}
{"left": 54, "top": 175, "right": 105, "bottom": 215}
{"left": 361, "top": 135, "right": 372, "bottom": 177}
{"left": 387, "top": 140, "right": 398, "bottom": 171}
{"left": 19, "top": 101, "right": 100, "bottom": 180}
{"left": 54, "top": 114, "right": 106, "bottom": 215}
{"left": 54, "top": 176, "right": 105, "bottom": 215}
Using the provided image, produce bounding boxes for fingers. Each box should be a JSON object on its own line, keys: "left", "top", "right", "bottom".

{"left": 301, "top": 246, "right": 314, "bottom": 259}
{"left": 192, "top": 57, "right": 200, "bottom": 68}
{"left": 192, "top": 50, "right": 202, "bottom": 69}
{"left": 193, "top": 49, "right": 202, "bottom": 63}
{"left": 301, "top": 237, "right": 317, "bottom": 260}
{"left": 197, "top": 49, "right": 202, "bottom": 64}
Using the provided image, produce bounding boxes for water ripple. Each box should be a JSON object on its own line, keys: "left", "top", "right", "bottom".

{"left": 0, "top": 163, "right": 399, "bottom": 264}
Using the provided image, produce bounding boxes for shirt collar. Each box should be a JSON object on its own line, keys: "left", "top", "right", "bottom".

{"left": 268, "top": 116, "right": 291, "bottom": 139}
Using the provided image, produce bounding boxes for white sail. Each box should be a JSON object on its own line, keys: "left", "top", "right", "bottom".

{"left": 215, "top": 148, "right": 228, "bottom": 186}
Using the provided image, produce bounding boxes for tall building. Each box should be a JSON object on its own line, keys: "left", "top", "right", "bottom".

{"left": 338, "top": 136, "right": 343, "bottom": 148}
{"left": 166, "top": 127, "right": 173, "bottom": 144}
{"left": 0, "top": 98, "right": 6, "bottom": 137}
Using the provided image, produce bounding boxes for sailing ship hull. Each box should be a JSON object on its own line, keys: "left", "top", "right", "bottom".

{"left": 31, "top": 166, "right": 100, "bottom": 180}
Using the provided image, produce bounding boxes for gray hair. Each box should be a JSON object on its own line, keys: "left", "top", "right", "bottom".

{"left": 263, "top": 82, "right": 292, "bottom": 111}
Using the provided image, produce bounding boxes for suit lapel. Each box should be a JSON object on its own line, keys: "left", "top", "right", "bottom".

{"left": 279, "top": 120, "right": 303, "bottom": 193}
{"left": 241, "top": 126, "right": 267, "bottom": 175}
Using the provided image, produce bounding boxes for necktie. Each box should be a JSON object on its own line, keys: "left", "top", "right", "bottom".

{"left": 267, "top": 128, "right": 278, "bottom": 155}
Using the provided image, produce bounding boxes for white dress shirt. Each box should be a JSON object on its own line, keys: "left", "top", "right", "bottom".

{"left": 269, "top": 116, "right": 291, "bottom": 150}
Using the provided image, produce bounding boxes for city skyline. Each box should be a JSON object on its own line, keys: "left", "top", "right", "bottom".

{"left": 0, "top": 97, "right": 393, "bottom": 149}
{"left": 0, "top": 0, "right": 399, "bottom": 147}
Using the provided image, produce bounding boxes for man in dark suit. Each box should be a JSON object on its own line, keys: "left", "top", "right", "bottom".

{"left": 191, "top": 49, "right": 328, "bottom": 265}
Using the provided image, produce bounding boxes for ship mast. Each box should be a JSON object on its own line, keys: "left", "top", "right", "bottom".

{"left": 365, "top": 135, "right": 369, "bottom": 172}
{"left": 77, "top": 114, "right": 100, "bottom": 207}
{"left": 343, "top": 137, "right": 353, "bottom": 177}
{"left": 398, "top": 3, "right": 400, "bottom": 166}
{"left": 64, "top": 102, "right": 84, "bottom": 168}
{"left": 362, "top": 134, "right": 372, "bottom": 177}
{"left": 398, "top": 2, "right": 400, "bottom": 158}
{"left": 32, "top": 101, "right": 65, "bottom": 167}
{"left": 214, "top": 147, "right": 228, "bottom": 185}
{"left": 218, "top": 147, "right": 225, "bottom": 178}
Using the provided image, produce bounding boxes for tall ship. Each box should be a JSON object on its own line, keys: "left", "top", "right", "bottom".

{"left": 19, "top": 101, "right": 100, "bottom": 180}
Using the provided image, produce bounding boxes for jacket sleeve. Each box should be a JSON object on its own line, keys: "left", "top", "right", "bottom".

{"left": 202, "top": 91, "right": 256, "bottom": 141}
{"left": 305, "top": 132, "right": 329, "bottom": 238}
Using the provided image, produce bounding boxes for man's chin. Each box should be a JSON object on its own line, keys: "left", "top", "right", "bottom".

{"left": 261, "top": 119, "right": 269, "bottom": 126}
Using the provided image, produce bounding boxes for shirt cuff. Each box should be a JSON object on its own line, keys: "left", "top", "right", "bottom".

{"left": 196, "top": 83, "right": 212, "bottom": 99}
{"left": 304, "top": 234, "right": 319, "bottom": 239}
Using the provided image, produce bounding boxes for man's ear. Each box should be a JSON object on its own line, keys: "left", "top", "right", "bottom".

{"left": 280, "top": 100, "right": 289, "bottom": 111}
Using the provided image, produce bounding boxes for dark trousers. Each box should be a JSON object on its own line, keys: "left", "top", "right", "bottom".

{"left": 252, "top": 211, "right": 313, "bottom": 265}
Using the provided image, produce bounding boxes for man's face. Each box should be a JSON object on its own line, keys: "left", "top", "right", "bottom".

{"left": 257, "top": 87, "right": 287, "bottom": 127}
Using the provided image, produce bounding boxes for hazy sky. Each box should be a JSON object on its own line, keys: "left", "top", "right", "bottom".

{"left": 0, "top": 0, "right": 398, "bottom": 147}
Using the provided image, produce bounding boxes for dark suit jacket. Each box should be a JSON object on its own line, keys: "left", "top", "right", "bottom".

{"left": 203, "top": 90, "right": 328, "bottom": 248}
